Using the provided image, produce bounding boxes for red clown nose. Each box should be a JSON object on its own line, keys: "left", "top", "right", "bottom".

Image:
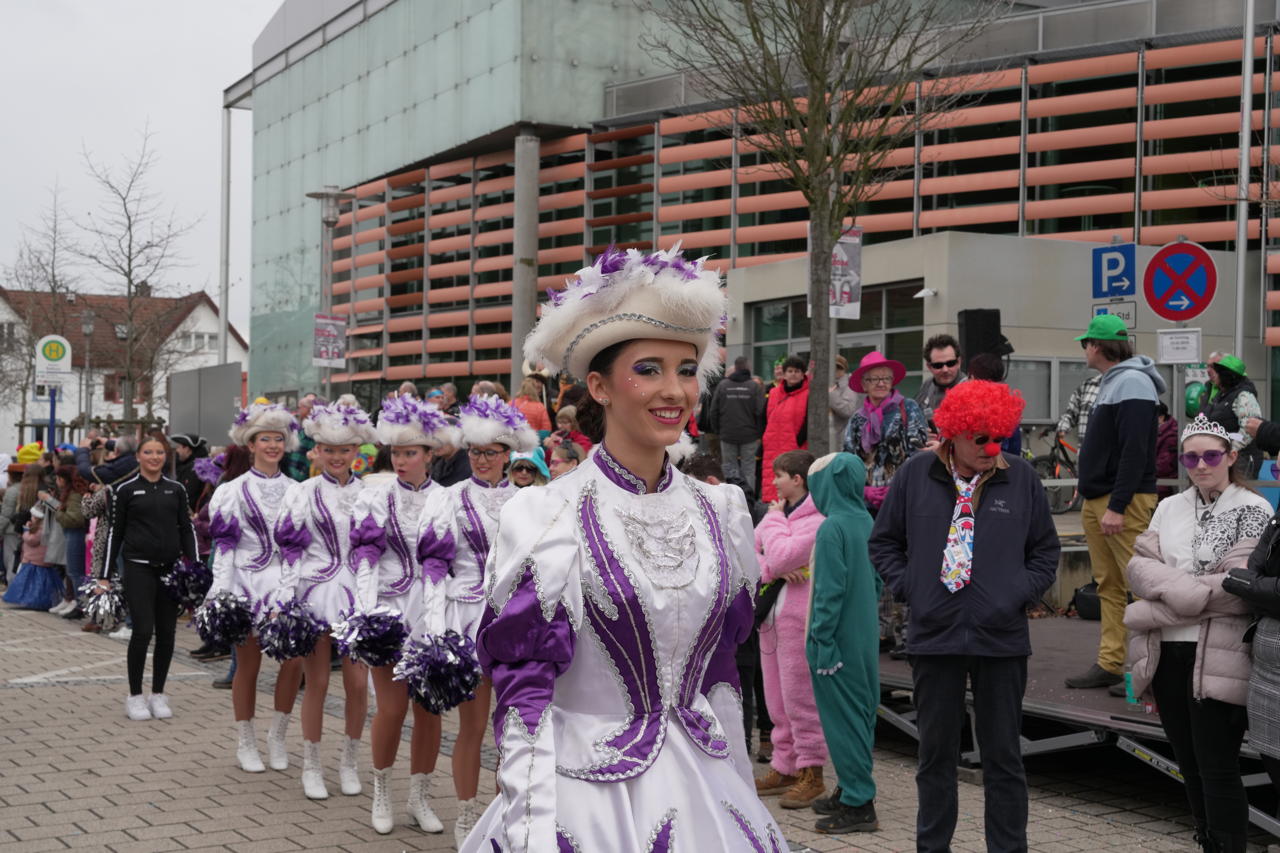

{"left": 982, "top": 442, "right": 1002, "bottom": 457}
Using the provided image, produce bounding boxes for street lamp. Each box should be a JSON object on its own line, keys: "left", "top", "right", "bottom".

{"left": 80, "top": 309, "right": 95, "bottom": 423}
{"left": 306, "top": 185, "right": 356, "bottom": 400}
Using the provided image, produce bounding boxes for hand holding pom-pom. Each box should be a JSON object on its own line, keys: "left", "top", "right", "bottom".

{"left": 258, "top": 599, "right": 329, "bottom": 662}
{"left": 78, "top": 580, "right": 126, "bottom": 631}
{"left": 393, "top": 630, "right": 482, "bottom": 713}
{"left": 194, "top": 591, "right": 255, "bottom": 648}
{"left": 331, "top": 607, "right": 409, "bottom": 667}
{"left": 160, "top": 559, "right": 213, "bottom": 611}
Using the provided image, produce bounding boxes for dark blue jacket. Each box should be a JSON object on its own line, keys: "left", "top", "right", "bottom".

{"left": 1077, "top": 356, "right": 1164, "bottom": 513}
{"left": 74, "top": 447, "right": 138, "bottom": 487}
{"left": 868, "top": 448, "right": 1060, "bottom": 657}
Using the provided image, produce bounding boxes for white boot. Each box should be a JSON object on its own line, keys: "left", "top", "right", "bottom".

{"left": 338, "top": 737, "right": 362, "bottom": 796}
{"left": 407, "top": 772, "right": 444, "bottom": 833}
{"left": 236, "top": 720, "right": 265, "bottom": 773}
{"left": 301, "top": 740, "right": 329, "bottom": 800}
{"left": 266, "top": 710, "right": 290, "bottom": 771}
{"left": 454, "top": 797, "right": 479, "bottom": 849}
{"left": 370, "top": 767, "right": 394, "bottom": 834}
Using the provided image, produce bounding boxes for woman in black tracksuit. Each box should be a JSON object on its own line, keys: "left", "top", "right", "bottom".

{"left": 98, "top": 435, "right": 197, "bottom": 722}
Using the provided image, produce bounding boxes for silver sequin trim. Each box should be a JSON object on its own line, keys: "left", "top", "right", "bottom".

{"left": 562, "top": 312, "right": 711, "bottom": 379}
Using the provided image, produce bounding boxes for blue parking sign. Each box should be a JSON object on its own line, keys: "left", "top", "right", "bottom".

{"left": 1092, "top": 244, "right": 1135, "bottom": 298}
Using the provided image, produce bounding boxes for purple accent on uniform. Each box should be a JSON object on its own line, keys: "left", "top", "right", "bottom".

{"left": 249, "top": 467, "right": 280, "bottom": 479}
{"left": 240, "top": 481, "right": 276, "bottom": 571}
{"left": 209, "top": 511, "right": 241, "bottom": 555}
{"left": 491, "top": 841, "right": 502, "bottom": 853}
{"left": 592, "top": 443, "right": 674, "bottom": 496}
{"left": 458, "top": 488, "right": 491, "bottom": 588}
{"left": 470, "top": 475, "right": 501, "bottom": 489}
{"left": 397, "top": 477, "right": 432, "bottom": 492}
{"left": 384, "top": 490, "right": 416, "bottom": 594}
{"left": 724, "top": 802, "right": 782, "bottom": 853}
{"left": 557, "top": 830, "right": 576, "bottom": 853}
{"left": 274, "top": 515, "right": 312, "bottom": 567}
{"left": 647, "top": 814, "right": 675, "bottom": 853}
{"left": 702, "top": 587, "right": 752, "bottom": 697}
{"left": 478, "top": 560, "right": 575, "bottom": 750}
{"left": 417, "top": 524, "right": 457, "bottom": 585}
{"left": 349, "top": 514, "right": 387, "bottom": 571}
{"left": 576, "top": 490, "right": 665, "bottom": 779}
{"left": 311, "top": 486, "right": 343, "bottom": 581}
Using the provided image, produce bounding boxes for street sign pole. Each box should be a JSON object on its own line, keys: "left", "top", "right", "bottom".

{"left": 48, "top": 385, "right": 57, "bottom": 448}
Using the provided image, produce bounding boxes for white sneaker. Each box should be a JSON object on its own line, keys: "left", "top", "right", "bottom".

{"left": 148, "top": 693, "right": 172, "bottom": 720}
{"left": 124, "top": 694, "right": 151, "bottom": 721}
{"left": 266, "top": 711, "right": 290, "bottom": 771}
{"left": 49, "top": 599, "right": 72, "bottom": 615}
{"left": 454, "top": 798, "right": 479, "bottom": 848}
{"left": 109, "top": 626, "right": 133, "bottom": 640}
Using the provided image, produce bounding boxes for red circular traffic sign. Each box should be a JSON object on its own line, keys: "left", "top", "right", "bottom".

{"left": 1143, "top": 241, "right": 1216, "bottom": 322}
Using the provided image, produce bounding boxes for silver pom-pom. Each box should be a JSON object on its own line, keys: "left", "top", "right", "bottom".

{"left": 78, "top": 579, "right": 126, "bottom": 631}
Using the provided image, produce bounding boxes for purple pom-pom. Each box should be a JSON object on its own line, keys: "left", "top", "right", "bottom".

{"left": 392, "top": 630, "right": 483, "bottom": 714}
{"left": 78, "top": 579, "right": 126, "bottom": 630}
{"left": 160, "top": 559, "right": 213, "bottom": 610}
{"left": 331, "top": 606, "right": 409, "bottom": 667}
{"left": 194, "top": 591, "right": 255, "bottom": 647}
{"left": 193, "top": 456, "right": 225, "bottom": 486}
{"left": 258, "top": 598, "right": 328, "bottom": 662}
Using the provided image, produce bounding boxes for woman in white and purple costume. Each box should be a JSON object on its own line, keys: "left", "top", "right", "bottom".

{"left": 425, "top": 393, "right": 538, "bottom": 845}
{"left": 460, "top": 247, "right": 784, "bottom": 852}
{"left": 206, "top": 401, "right": 305, "bottom": 776}
{"left": 350, "top": 394, "right": 457, "bottom": 836}
{"left": 272, "top": 396, "right": 379, "bottom": 801}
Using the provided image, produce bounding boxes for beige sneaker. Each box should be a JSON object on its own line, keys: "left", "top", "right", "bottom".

{"left": 754, "top": 768, "right": 798, "bottom": 796}
{"left": 779, "top": 766, "right": 826, "bottom": 809}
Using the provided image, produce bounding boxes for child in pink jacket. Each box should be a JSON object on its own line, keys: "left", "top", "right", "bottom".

{"left": 753, "top": 449, "right": 829, "bottom": 807}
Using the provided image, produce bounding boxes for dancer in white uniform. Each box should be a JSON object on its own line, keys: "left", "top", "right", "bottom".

{"left": 429, "top": 394, "right": 537, "bottom": 845}
{"left": 207, "top": 402, "right": 305, "bottom": 775}
{"left": 350, "top": 395, "right": 456, "bottom": 835}
{"left": 273, "top": 396, "right": 379, "bottom": 800}
{"left": 460, "top": 247, "right": 784, "bottom": 852}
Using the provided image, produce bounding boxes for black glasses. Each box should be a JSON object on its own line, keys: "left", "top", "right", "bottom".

{"left": 1181, "top": 450, "right": 1226, "bottom": 468}
{"left": 467, "top": 447, "right": 504, "bottom": 460}
{"left": 972, "top": 434, "right": 1007, "bottom": 445}
{"left": 928, "top": 358, "right": 960, "bottom": 370}
{"left": 510, "top": 463, "right": 537, "bottom": 473}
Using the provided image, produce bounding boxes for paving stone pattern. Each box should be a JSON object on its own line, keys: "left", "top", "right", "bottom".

{"left": 0, "top": 605, "right": 1223, "bottom": 851}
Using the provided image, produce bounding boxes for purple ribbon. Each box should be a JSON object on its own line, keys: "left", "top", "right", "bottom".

{"left": 274, "top": 515, "right": 312, "bottom": 566}
{"left": 349, "top": 514, "right": 387, "bottom": 570}
{"left": 209, "top": 512, "right": 241, "bottom": 555}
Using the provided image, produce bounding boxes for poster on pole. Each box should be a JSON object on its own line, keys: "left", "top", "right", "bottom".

{"left": 1156, "top": 328, "right": 1202, "bottom": 365}
{"left": 312, "top": 314, "right": 347, "bottom": 368}
{"left": 829, "top": 227, "right": 863, "bottom": 320}
{"left": 34, "top": 334, "right": 74, "bottom": 387}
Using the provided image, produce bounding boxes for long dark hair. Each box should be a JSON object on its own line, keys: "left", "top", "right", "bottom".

{"left": 577, "top": 340, "right": 630, "bottom": 444}
{"left": 55, "top": 465, "right": 90, "bottom": 502}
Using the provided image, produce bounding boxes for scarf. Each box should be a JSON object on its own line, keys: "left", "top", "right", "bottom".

{"left": 941, "top": 465, "right": 981, "bottom": 593}
{"left": 860, "top": 390, "right": 903, "bottom": 454}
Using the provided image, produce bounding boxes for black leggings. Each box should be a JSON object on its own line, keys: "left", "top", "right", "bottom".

{"left": 1151, "top": 642, "right": 1248, "bottom": 850}
{"left": 121, "top": 562, "right": 179, "bottom": 696}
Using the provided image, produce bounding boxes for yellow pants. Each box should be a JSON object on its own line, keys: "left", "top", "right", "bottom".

{"left": 1081, "top": 492, "right": 1157, "bottom": 675}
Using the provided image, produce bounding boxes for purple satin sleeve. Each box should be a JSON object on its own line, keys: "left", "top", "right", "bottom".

{"left": 209, "top": 511, "right": 241, "bottom": 555}
{"left": 700, "top": 585, "right": 753, "bottom": 695}
{"left": 477, "top": 561, "right": 575, "bottom": 749}
{"left": 274, "top": 515, "right": 312, "bottom": 566}
{"left": 349, "top": 514, "right": 386, "bottom": 568}
{"left": 417, "top": 524, "right": 456, "bottom": 584}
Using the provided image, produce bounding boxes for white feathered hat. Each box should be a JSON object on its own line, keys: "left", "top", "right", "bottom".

{"left": 522, "top": 246, "right": 726, "bottom": 388}
{"left": 229, "top": 402, "right": 300, "bottom": 451}
{"left": 375, "top": 395, "right": 458, "bottom": 448}
{"left": 458, "top": 395, "right": 539, "bottom": 452}
{"left": 303, "top": 395, "right": 379, "bottom": 447}
{"left": 665, "top": 432, "right": 698, "bottom": 466}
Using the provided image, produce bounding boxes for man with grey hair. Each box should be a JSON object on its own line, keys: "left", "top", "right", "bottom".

{"left": 75, "top": 433, "right": 139, "bottom": 485}
{"left": 439, "top": 382, "right": 461, "bottom": 416}
{"left": 397, "top": 381, "right": 419, "bottom": 398}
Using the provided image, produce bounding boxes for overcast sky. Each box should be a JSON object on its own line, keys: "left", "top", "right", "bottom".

{"left": 2, "top": 0, "right": 279, "bottom": 343}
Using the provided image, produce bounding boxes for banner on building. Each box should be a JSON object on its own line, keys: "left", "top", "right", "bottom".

{"left": 829, "top": 227, "right": 863, "bottom": 320}
{"left": 312, "top": 314, "right": 346, "bottom": 368}
{"left": 34, "top": 334, "right": 74, "bottom": 387}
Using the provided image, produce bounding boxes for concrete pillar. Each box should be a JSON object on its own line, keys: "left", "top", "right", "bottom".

{"left": 510, "top": 130, "right": 540, "bottom": 392}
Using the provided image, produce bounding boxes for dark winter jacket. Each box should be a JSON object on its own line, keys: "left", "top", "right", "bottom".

{"left": 74, "top": 447, "right": 138, "bottom": 487}
{"left": 1256, "top": 420, "right": 1280, "bottom": 457}
{"left": 711, "top": 368, "right": 765, "bottom": 445}
{"left": 1155, "top": 417, "right": 1179, "bottom": 498}
{"left": 868, "top": 447, "right": 1060, "bottom": 657}
{"left": 1077, "top": 356, "right": 1165, "bottom": 514}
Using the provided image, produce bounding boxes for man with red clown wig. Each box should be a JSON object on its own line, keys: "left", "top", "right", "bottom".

{"left": 870, "top": 380, "right": 1060, "bottom": 853}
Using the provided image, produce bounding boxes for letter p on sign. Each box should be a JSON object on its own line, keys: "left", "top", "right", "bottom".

{"left": 1092, "top": 243, "right": 1136, "bottom": 299}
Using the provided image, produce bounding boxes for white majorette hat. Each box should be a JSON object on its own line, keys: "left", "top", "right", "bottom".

{"left": 458, "top": 394, "right": 539, "bottom": 452}
{"left": 375, "top": 395, "right": 457, "bottom": 448}
{"left": 666, "top": 432, "right": 698, "bottom": 466}
{"left": 522, "top": 245, "right": 726, "bottom": 388}
{"left": 303, "top": 395, "right": 378, "bottom": 447}
{"left": 229, "top": 402, "right": 300, "bottom": 451}
{"left": 1182, "top": 413, "right": 1233, "bottom": 444}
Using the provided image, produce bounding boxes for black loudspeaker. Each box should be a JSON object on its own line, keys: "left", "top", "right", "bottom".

{"left": 957, "top": 308, "right": 1013, "bottom": 371}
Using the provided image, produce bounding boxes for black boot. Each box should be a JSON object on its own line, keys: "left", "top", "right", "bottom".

{"left": 815, "top": 799, "right": 878, "bottom": 834}
{"left": 1192, "top": 825, "right": 1216, "bottom": 853}
{"left": 1209, "top": 829, "right": 1246, "bottom": 853}
{"left": 811, "top": 786, "right": 844, "bottom": 816}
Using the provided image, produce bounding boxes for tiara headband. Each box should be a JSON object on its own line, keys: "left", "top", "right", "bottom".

{"left": 1181, "top": 413, "right": 1231, "bottom": 444}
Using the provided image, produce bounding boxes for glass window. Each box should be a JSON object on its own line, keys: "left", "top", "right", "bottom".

{"left": 753, "top": 302, "right": 789, "bottom": 342}
{"left": 789, "top": 299, "right": 810, "bottom": 338}
{"left": 754, "top": 343, "right": 789, "bottom": 380}
{"left": 885, "top": 284, "right": 924, "bottom": 328}
{"left": 885, "top": 331, "right": 924, "bottom": 371}
{"left": 836, "top": 290, "right": 882, "bottom": 333}
{"left": 1008, "top": 359, "right": 1052, "bottom": 421}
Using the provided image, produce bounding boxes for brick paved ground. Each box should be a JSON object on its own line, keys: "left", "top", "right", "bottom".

{"left": 0, "top": 604, "right": 1254, "bottom": 851}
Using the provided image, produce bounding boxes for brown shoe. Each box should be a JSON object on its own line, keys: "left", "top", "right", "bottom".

{"left": 756, "top": 733, "right": 773, "bottom": 764}
{"left": 755, "top": 769, "right": 798, "bottom": 796}
{"left": 780, "top": 766, "right": 826, "bottom": 809}
{"left": 81, "top": 623, "right": 101, "bottom": 632}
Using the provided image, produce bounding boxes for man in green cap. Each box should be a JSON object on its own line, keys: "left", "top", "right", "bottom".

{"left": 1065, "top": 314, "right": 1165, "bottom": 690}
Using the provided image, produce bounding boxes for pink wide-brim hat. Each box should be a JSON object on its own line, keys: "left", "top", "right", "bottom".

{"left": 849, "top": 351, "right": 907, "bottom": 391}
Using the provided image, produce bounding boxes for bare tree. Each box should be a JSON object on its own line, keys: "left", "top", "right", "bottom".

{"left": 1, "top": 187, "right": 80, "bottom": 432}
{"left": 643, "top": 0, "right": 1009, "bottom": 453}
{"left": 76, "top": 129, "right": 197, "bottom": 419}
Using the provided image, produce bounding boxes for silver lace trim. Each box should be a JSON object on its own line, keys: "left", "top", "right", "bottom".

{"left": 562, "top": 312, "right": 711, "bottom": 378}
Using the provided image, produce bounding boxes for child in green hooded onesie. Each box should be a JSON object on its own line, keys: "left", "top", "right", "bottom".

{"left": 805, "top": 452, "right": 881, "bottom": 834}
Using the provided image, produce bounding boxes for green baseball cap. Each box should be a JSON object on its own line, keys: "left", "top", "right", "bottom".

{"left": 1215, "top": 354, "right": 1247, "bottom": 377}
{"left": 1075, "top": 313, "right": 1129, "bottom": 341}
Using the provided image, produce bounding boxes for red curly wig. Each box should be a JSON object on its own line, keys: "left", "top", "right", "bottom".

{"left": 934, "top": 380, "right": 1025, "bottom": 440}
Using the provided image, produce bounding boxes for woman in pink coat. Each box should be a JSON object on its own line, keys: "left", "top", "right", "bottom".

{"left": 753, "top": 449, "right": 829, "bottom": 808}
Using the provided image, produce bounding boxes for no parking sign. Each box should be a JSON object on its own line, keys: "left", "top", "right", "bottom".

{"left": 1143, "top": 241, "right": 1216, "bottom": 322}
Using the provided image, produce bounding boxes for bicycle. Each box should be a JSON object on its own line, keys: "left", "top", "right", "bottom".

{"left": 1032, "top": 427, "right": 1081, "bottom": 514}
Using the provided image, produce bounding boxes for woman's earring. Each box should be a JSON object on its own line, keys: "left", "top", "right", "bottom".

{"left": 599, "top": 398, "right": 610, "bottom": 406}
